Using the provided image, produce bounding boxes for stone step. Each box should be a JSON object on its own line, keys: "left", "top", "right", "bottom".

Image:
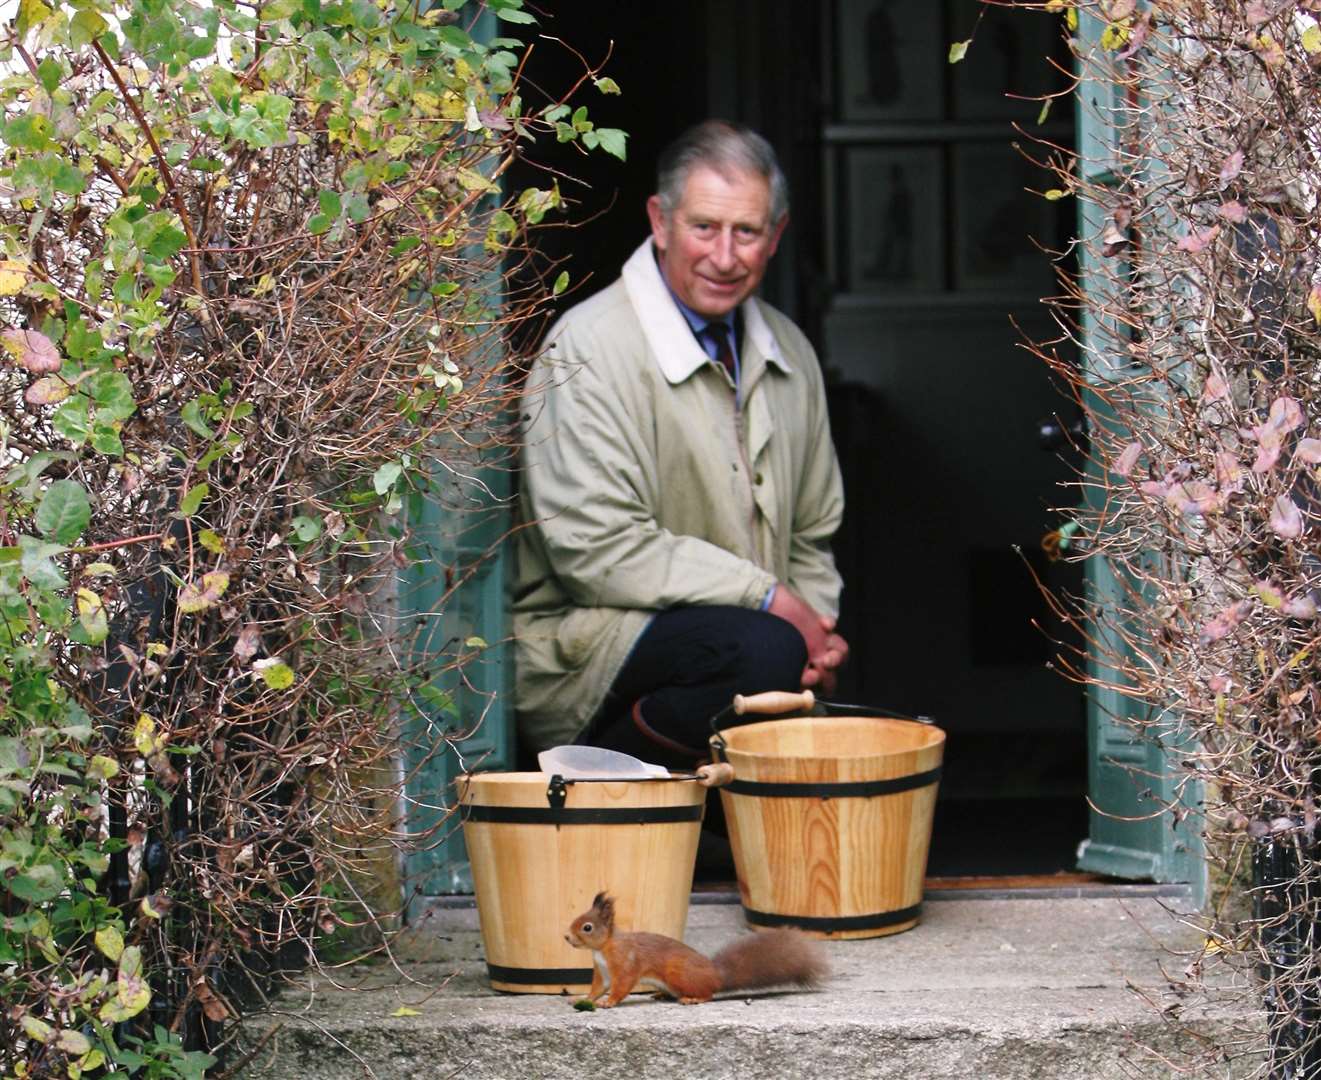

{"left": 243, "top": 891, "right": 1256, "bottom": 1080}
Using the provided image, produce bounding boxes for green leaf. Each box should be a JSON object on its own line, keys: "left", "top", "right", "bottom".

{"left": 594, "top": 128, "right": 627, "bottom": 162}
{"left": 8, "top": 862, "right": 63, "bottom": 903}
{"left": 553, "top": 271, "right": 570, "bottom": 296}
{"left": 260, "top": 0, "right": 299, "bottom": 19}
{"left": 594, "top": 76, "right": 621, "bottom": 95}
{"left": 373, "top": 461, "right": 402, "bottom": 495}
{"left": 88, "top": 371, "right": 135, "bottom": 421}
{"left": 19, "top": 535, "right": 67, "bottom": 589}
{"left": 180, "top": 399, "right": 215, "bottom": 438}
{"left": 52, "top": 399, "right": 91, "bottom": 447}
{"left": 307, "top": 213, "right": 334, "bottom": 235}
{"left": 291, "top": 515, "right": 322, "bottom": 542}
{"left": 318, "top": 189, "right": 341, "bottom": 218}
{"left": 178, "top": 482, "right": 209, "bottom": 518}
{"left": 198, "top": 529, "right": 225, "bottom": 554}
{"left": 37, "top": 58, "right": 61, "bottom": 95}
{"left": 948, "top": 40, "right": 970, "bottom": 63}
{"left": 35, "top": 479, "right": 91, "bottom": 544}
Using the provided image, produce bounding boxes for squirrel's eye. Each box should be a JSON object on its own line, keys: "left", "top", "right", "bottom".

{"left": 582, "top": 922, "right": 592, "bottom": 932}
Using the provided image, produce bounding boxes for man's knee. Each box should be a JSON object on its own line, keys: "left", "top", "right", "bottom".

{"left": 731, "top": 610, "right": 807, "bottom": 693}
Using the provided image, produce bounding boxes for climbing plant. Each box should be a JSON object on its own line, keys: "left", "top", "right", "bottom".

{"left": 0, "top": 0, "right": 622, "bottom": 1074}
{"left": 987, "top": 0, "right": 1321, "bottom": 1075}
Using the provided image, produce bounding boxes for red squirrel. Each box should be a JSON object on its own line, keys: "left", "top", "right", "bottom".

{"left": 564, "top": 891, "right": 829, "bottom": 1007}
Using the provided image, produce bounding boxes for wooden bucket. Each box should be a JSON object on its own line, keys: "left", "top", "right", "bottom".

{"left": 711, "top": 713, "right": 945, "bottom": 939}
{"left": 457, "top": 772, "right": 706, "bottom": 993}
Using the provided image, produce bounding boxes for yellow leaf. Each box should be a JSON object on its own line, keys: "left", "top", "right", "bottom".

{"left": 1304, "top": 25, "right": 1321, "bottom": 54}
{"left": 254, "top": 658, "right": 296, "bottom": 690}
{"left": 948, "top": 40, "right": 970, "bottom": 64}
{"left": 133, "top": 713, "right": 165, "bottom": 757}
{"left": 1101, "top": 20, "right": 1131, "bottom": 50}
{"left": 0, "top": 260, "right": 30, "bottom": 296}
{"left": 95, "top": 925, "right": 124, "bottom": 962}
{"left": 1043, "top": 189, "right": 1068, "bottom": 201}
{"left": 439, "top": 92, "right": 466, "bottom": 121}
{"left": 390, "top": 1006, "right": 421, "bottom": 1017}
{"left": 178, "top": 570, "right": 229, "bottom": 613}
{"left": 16, "top": 0, "right": 53, "bottom": 37}
{"left": 1067, "top": 8, "right": 1079, "bottom": 30}
{"left": 1308, "top": 285, "right": 1321, "bottom": 325}
{"left": 20, "top": 1015, "right": 54, "bottom": 1044}
{"left": 55, "top": 1030, "right": 91, "bottom": 1056}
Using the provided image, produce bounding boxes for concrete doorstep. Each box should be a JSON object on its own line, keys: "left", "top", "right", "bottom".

{"left": 242, "top": 890, "right": 1260, "bottom": 1080}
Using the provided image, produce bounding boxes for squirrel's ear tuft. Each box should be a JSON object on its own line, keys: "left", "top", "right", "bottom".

{"left": 592, "top": 891, "right": 608, "bottom": 908}
{"left": 597, "top": 892, "right": 615, "bottom": 928}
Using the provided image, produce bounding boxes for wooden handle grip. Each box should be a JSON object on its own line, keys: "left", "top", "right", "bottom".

{"left": 695, "top": 762, "right": 734, "bottom": 788}
{"left": 731, "top": 689, "right": 815, "bottom": 716}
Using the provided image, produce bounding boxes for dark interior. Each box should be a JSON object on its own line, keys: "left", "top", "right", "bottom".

{"left": 509, "top": 0, "right": 1088, "bottom": 880}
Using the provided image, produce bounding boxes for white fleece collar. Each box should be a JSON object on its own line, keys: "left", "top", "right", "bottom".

{"left": 620, "top": 239, "right": 792, "bottom": 385}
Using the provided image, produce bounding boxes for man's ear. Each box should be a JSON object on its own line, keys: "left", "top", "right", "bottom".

{"left": 768, "top": 213, "right": 789, "bottom": 258}
{"left": 646, "top": 194, "right": 668, "bottom": 254}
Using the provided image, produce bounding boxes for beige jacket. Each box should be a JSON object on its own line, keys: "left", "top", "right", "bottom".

{"left": 513, "top": 240, "right": 844, "bottom": 751}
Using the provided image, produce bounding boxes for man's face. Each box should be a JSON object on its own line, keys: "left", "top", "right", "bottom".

{"left": 647, "top": 164, "right": 787, "bottom": 320}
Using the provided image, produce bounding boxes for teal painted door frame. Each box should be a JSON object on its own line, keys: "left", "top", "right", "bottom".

{"left": 402, "top": 6, "right": 516, "bottom": 903}
{"left": 1073, "top": 9, "right": 1203, "bottom": 898}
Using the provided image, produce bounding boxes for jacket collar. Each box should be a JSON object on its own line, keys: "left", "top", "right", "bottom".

{"left": 621, "top": 239, "right": 792, "bottom": 385}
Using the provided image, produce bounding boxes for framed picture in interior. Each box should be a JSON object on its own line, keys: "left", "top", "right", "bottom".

{"left": 837, "top": 0, "right": 944, "bottom": 122}
{"left": 844, "top": 145, "right": 945, "bottom": 293}
{"left": 951, "top": 142, "right": 1058, "bottom": 293}
{"left": 947, "top": 0, "right": 1062, "bottom": 121}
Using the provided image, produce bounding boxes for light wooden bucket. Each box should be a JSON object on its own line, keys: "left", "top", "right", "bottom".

{"left": 457, "top": 772, "right": 706, "bottom": 993}
{"left": 711, "top": 714, "right": 945, "bottom": 939}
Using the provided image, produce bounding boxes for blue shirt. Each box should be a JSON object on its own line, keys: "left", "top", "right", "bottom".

{"left": 655, "top": 262, "right": 741, "bottom": 392}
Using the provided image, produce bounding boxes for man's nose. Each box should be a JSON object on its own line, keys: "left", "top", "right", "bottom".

{"left": 709, "top": 230, "right": 737, "bottom": 270}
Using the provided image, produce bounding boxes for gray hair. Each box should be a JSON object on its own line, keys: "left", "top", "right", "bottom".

{"left": 655, "top": 120, "right": 789, "bottom": 225}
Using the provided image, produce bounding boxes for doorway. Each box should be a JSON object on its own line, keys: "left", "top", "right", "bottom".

{"left": 511, "top": 0, "right": 1087, "bottom": 879}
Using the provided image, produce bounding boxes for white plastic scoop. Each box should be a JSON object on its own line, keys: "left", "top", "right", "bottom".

{"left": 537, "top": 744, "right": 670, "bottom": 780}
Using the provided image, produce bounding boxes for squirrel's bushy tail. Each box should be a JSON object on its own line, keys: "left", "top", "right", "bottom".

{"left": 712, "top": 928, "right": 829, "bottom": 993}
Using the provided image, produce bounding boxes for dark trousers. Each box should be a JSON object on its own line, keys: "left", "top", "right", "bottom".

{"left": 582, "top": 605, "right": 807, "bottom": 770}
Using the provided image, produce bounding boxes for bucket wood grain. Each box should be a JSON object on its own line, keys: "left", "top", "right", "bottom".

{"left": 711, "top": 716, "right": 945, "bottom": 940}
{"left": 457, "top": 772, "right": 704, "bottom": 993}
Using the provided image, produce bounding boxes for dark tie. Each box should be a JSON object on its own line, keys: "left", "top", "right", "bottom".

{"left": 702, "top": 321, "right": 736, "bottom": 383}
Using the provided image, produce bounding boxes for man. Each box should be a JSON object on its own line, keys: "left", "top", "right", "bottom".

{"left": 514, "top": 120, "right": 848, "bottom": 765}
